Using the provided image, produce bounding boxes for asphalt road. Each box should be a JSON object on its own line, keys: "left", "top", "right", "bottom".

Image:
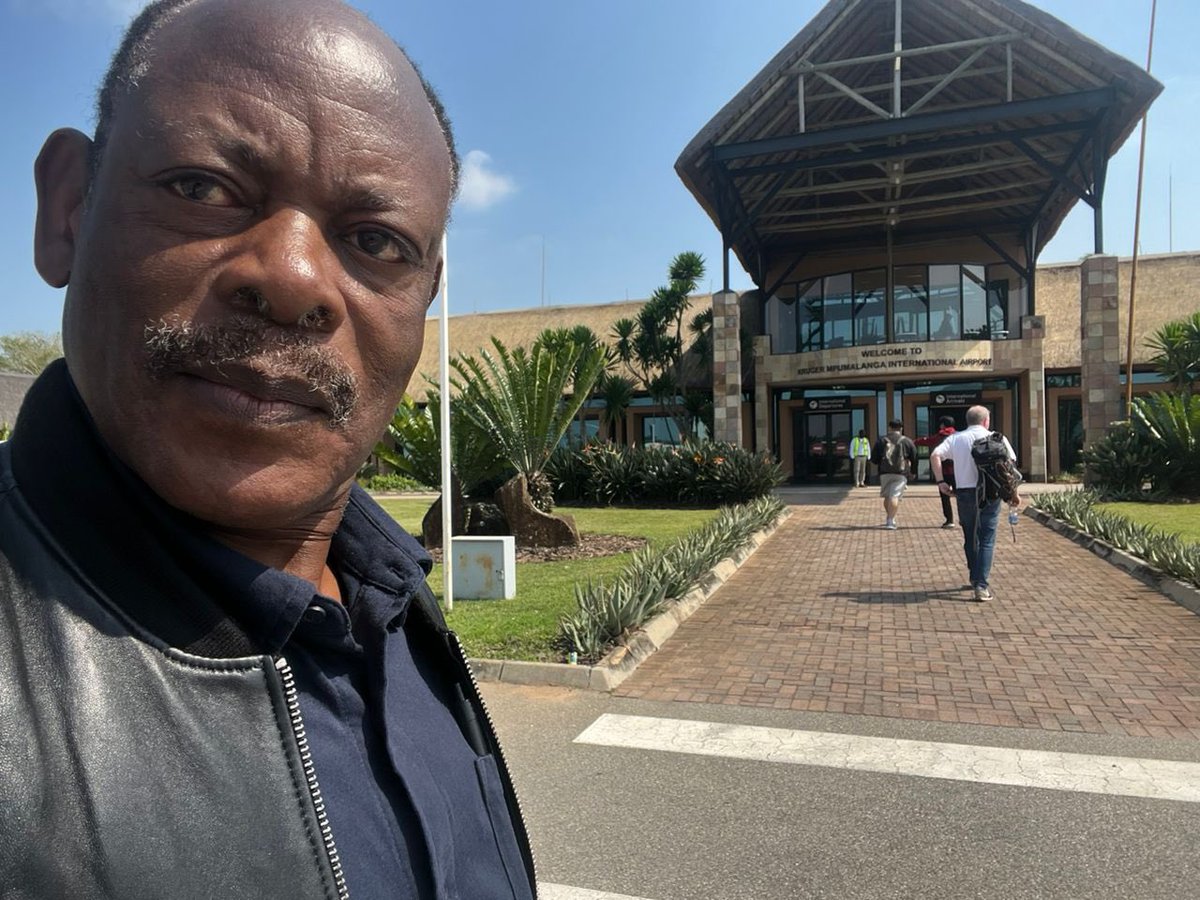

{"left": 482, "top": 683, "right": 1200, "bottom": 900}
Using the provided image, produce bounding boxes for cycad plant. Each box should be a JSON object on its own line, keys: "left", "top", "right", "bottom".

{"left": 451, "top": 336, "right": 606, "bottom": 512}
{"left": 1146, "top": 312, "right": 1200, "bottom": 397}
{"left": 535, "top": 325, "right": 609, "bottom": 445}
{"left": 375, "top": 391, "right": 504, "bottom": 494}
{"left": 1131, "top": 391, "right": 1200, "bottom": 497}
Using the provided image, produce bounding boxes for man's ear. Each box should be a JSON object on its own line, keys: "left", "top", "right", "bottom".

{"left": 34, "top": 128, "right": 92, "bottom": 289}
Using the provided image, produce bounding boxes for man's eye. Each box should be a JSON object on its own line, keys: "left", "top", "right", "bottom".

{"left": 351, "top": 228, "right": 409, "bottom": 263}
{"left": 167, "top": 175, "right": 235, "bottom": 206}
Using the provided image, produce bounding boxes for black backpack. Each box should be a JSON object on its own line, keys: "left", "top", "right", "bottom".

{"left": 971, "top": 431, "right": 1023, "bottom": 504}
{"left": 878, "top": 434, "right": 909, "bottom": 475}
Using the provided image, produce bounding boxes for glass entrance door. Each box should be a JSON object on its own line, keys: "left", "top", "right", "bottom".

{"left": 794, "top": 410, "right": 861, "bottom": 482}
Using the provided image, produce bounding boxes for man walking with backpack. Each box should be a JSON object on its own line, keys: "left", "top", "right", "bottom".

{"left": 871, "top": 418, "right": 917, "bottom": 530}
{"left": 930, "top": 405, "right": 1022, "bottom": 602}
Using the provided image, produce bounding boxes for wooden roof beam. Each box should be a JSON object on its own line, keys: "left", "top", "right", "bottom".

{"left": 757, "top": 194, "right": 1043, "bottom": 233}
{"left": 714, "top": 86, "right": 1114, "bottom": 162}
{"left": 725, "top": 116, "right": 1097, "bottom": 180}
{"left": 756, "top": 178, "right": 1050, "bottom": 220}
{"left": 790, "top": 32, "right": 1021, "bottom": 75}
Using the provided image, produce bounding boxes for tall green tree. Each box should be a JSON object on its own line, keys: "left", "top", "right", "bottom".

{"left": 451, "top": 336, "right": 605, "bottom": 510}
{"left": 611, "top": 251, "right": 709, "bottom": 443}
{"left": 0, "top": 331, "right": 63, "bottom": 375}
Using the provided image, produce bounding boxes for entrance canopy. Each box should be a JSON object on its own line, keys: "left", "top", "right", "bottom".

{"left": 676, "top": 0, "right": 1160, "bottom": 291}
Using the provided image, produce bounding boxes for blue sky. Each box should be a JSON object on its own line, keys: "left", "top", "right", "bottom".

{"left": 0, "top": 0, "right": 1194, "bottom": 335}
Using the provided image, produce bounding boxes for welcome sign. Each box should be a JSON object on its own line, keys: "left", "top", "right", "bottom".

{"left": 794, "top": 343, "right": 993, "bottom": 379}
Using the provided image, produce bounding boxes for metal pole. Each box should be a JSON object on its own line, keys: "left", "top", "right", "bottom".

{"left": 893, "top": 0, "right": 903, "bottom": 118}
{"left": 1125, "top": 0, "right": 1157, "bottom": 417}
{"left": 438, "top": 231, "right": 454, "bottom": 612}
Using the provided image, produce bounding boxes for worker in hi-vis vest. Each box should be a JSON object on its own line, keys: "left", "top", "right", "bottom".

{"left": 850, "top": 429, "right": 872, "bottom": 488}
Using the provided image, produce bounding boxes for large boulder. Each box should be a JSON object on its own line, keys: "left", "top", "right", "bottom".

{"left": 465, "top": 502, "right": 510, "bottom": 536}
{"left": 495, "top": 474, "right": 579, "bottom": 548}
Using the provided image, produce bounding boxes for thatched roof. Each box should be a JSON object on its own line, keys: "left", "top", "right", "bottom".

{"left": 408, "top": 295, "right": 712, "bottom": 401}
{"left": 406, "top": 252, "right": 1200, "bottom": 398}
{"left": 675, "top": 0, "right": 1161, "bottom": 282}
{"left": 0, "top": 372, "right": 35, "bottom": 429}
{"left": 1040, "top": 252, "right": 1200, "bottom": 370}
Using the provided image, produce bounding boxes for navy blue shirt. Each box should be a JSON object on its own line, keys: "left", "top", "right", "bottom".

{"left": 176, "top": 490, "right": 533, "bottom": 900}
{"left": 10, "top": 362, "right": 532, "bottom": 900}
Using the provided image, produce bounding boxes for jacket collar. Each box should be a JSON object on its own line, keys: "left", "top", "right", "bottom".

{"left": 10, "top": 360, "right": 430, "bottom": 658}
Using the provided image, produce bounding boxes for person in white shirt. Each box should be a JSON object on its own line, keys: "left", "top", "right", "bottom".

{"left": 930, "top": 405, "right": 1022, "bottom": 602}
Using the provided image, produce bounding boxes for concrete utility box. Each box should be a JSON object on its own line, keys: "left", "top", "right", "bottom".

{"left": 451, "top": 536, "right": 517, "bottom": 600}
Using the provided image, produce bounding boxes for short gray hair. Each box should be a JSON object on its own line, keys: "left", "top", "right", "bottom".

{"left": 966, "top": 405, "right": 989, "bottom": 426}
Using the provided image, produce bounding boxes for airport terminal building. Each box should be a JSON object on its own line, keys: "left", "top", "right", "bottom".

{"left": 676, "top": 0, "right": 1161, "bottom": 483}
{"left": 410, "top": 0, "right": 1190, "bottom": 485}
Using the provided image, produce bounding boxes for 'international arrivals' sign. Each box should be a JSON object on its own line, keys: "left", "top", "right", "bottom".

{"left": 795, "top": 344, "right": 992, "bottom": 378}
{"left": 932, "top": 391, "right": 982, "bottom": 406}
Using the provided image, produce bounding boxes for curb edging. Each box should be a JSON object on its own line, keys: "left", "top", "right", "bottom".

{"left": 468, "top": 509, "right": 792, "bottom": 692}
{"left": 1025, "top": 507, "right": 1200, "bottom": 617}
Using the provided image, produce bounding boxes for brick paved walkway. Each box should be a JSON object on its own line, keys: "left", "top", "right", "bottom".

{"left": 616, "top": 490, "right": 1200, "bottom": 740}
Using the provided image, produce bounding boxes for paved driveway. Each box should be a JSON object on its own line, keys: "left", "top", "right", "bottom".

{"left": 617, "top": 488, "right": 1200, "bottom": 739}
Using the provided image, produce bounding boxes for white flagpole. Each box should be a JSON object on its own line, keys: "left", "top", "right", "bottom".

{"left": 438, "top": 232, "right": 454, "bottom": 612}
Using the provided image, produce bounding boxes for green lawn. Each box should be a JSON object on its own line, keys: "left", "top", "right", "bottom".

{"left": 1096, "top": 502, "right": 1200, "bottom": 544}
{"left": 374, "top": 498, "right": 719, "bottom": 661}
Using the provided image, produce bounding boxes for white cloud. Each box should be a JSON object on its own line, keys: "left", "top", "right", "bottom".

{"left": 456, "top": 150, "right": 517, "bottom": 212}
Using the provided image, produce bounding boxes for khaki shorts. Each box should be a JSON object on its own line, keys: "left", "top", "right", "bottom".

{"left": 879, "top": 473, "right": 908, "bottom": 499}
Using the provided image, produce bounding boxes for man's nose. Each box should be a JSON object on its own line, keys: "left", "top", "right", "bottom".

{"left": 218, "top": 208, "right": 346, "bottom": 329}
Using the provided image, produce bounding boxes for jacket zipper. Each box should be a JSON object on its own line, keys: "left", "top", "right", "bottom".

{"left": 275, "top": 656, "right": 351, "bottom": 900}
{"left": 446, "top": 631, "right": 539, "bottom": 898}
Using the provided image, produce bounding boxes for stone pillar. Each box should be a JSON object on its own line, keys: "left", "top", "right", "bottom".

{"left": 1079, "top": 254, "right": 1123, "bottom": 447}
{"left": 752, "top": 335, "right": 771, "bottom": 454}
{"left": 1021, "top": 315, "right": 1047, "bottom": 480}
{"left": 711, "top": 291, "right": 743, "bottom": 446}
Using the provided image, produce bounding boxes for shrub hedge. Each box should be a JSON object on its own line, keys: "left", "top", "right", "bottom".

{"left": 1082, "top": 392, "right": 1200, "bottom": 500}
{"left": 1031, "top": 491, "right": 1200, "bottom": 588}
{"left": 357, "top": 472, "right": 429, "bottom": 492}
{"left": 558, "top": 496, "right": 786, "bottom": 660}
{"left": 547, "top": 442, "right": 784, "bottom": 507}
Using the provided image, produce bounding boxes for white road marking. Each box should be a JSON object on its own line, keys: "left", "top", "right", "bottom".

{"left": 574, "top": 713, "right": 1200, "bottom": 804}
{"left": 540, "top": 884, "right": 656, "bottom": 900}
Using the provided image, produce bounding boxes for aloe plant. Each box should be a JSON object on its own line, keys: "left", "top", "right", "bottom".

{"left": 1030, "top": 491, "right": 1200, "bottom": 588}
{"left": 559, "top": 496, "right": 785, "bottom": 660}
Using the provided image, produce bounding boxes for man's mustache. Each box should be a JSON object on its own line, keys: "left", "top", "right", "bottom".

{"left": 143, "top": 316, "right": 359, "bottom": 428}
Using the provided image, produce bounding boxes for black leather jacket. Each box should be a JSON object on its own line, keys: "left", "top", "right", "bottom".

{"left": 0, "top": 365, "right": 536, "bottom": 899}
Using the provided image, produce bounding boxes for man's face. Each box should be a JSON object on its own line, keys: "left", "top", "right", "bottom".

{"left": 39, "top": 5, "right": 451, "bottom": 529}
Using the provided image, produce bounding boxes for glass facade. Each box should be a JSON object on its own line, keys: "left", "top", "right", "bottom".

{"left": 766, "top": 262, "right": 1026, "bottom": 352}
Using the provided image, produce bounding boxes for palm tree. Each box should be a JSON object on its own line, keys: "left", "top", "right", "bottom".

{"left": 451, "top": 336, "right": 606, "bottom": 514}
{"left": 596, "top": 373, "right": 636, "bottom": 443}
{"left": 610, "top": 251, "right": 708, "bottom": 443}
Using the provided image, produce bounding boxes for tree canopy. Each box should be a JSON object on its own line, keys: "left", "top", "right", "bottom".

{"left": 0, "top": 332, "right": 63, "bottom": 375}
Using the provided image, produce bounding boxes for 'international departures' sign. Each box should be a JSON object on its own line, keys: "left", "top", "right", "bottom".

{"left": 795, "top": 344, "right": 992, "bottom": 378}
